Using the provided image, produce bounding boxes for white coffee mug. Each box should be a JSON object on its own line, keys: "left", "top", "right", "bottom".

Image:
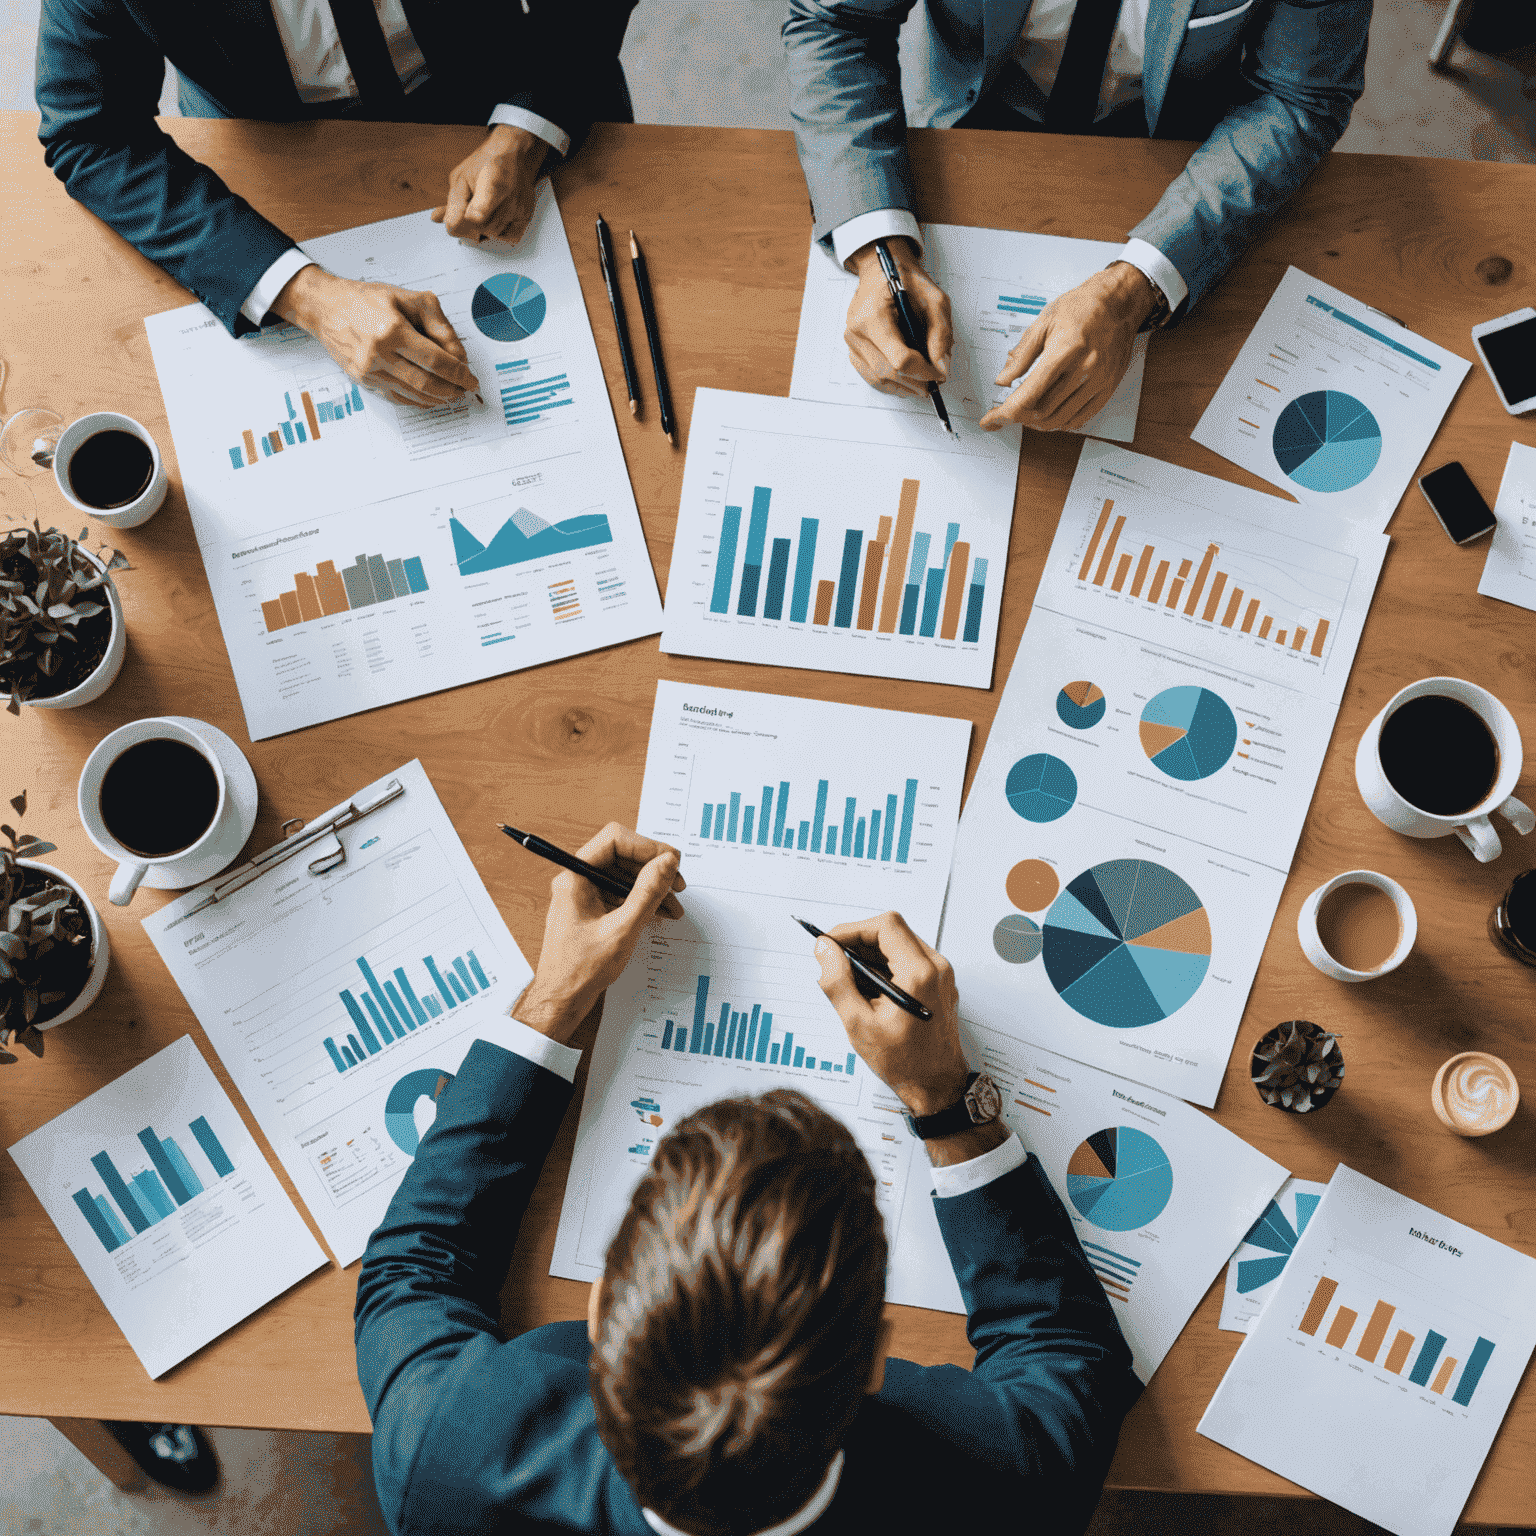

{"left": 1354, "top": 677, "right": 1535, "bottom": 863}
{"left": 78, "top": 718, "right": 227, "bottom": 905}
{"left": 53, "top": 411, "right": 168, "bottom": 529}
{"left": 1297, "top": 870, "right": 1417, "bottom": 982}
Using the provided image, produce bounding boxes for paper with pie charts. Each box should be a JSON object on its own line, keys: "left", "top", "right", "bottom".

{"left": 941, "top": 442, "right": 1388, "bottom": 1106}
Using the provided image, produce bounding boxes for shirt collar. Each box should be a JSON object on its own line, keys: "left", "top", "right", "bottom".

{"left": 641, "top": 1450, "right": 844, "bottom": 1536}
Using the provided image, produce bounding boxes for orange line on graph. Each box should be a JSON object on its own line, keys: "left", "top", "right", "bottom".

{"left": 1014, "top": 1098, "right": 1051, "bottom": 1115}
{"left": 1238, "top": 418, "right": 1260, "bottom": 431}
{"left": 1254, "top": 378, "right": 1281, "bottom": 391}
{"left": 1022, "top": 1079, "right": 1056, "bottom": 1093}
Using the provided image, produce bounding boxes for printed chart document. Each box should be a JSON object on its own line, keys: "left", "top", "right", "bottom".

{"left": 552, "top": 681, "right": 973, "bottom": 1310}
{"left": 1192, "top": 267, "right": 1470, "bottom": 532}
{"left": 790, "top": 228, "right": 1148, "bottom": 440}
{"left": 143, "top": 760, "right": 534, "bottom": 1266}
{"left": 942, "top": 442, "right": 1388, "bottom": 1106}
{"left": 1200, "top": 1166, "right": 1536, "bottom": 1536}
{"left": 1220, "top": 1176, "right": 1329, "bottom": 1333}
{"left": 661, "top": 389, "right": 1021, "bottom": 689}
{"left": 1478, "top": 440, "right": 1536, "bottom": 610}
{"left": 8, "top": 1036, "right": 327, "bottom": 1378}
{"left": 145, "top": 182, "right": 661, "bottom": 740}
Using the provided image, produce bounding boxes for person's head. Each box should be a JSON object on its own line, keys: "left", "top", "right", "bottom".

{"left": 587, "top": 1089, "right": 890, "bottom": 1536}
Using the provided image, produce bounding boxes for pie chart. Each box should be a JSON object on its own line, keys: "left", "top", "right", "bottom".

{"left": 1042, "top": 859, "right": 1211, "bottom": 1028}
{"left": 1056, "top": 681, "right": 1106, "bottom": 729}
{"left": 1005, "top": 754, "right": 1077, "bottom": 823}
{"left": 1273, "top": 390, "right": 1382, "bottom": 493}
{"left": 471, "top": 273, "right": 547, "bottom": 343}
{"left": 1139, "top": 686, "right": 1237, "bottom": 781}
{"left": 993, "top": 914, "right": 1043, "bottom": 963}
{"left": 1067, "top": 1126, "right": 1174, "bottom": 1230}
{"left": 384, "top": 1067, "right": 454, "bottom": 1156}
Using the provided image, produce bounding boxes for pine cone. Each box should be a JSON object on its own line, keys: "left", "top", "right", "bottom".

{"left": 1251, "top": 1020, "right": 1344, "bottom": 1112}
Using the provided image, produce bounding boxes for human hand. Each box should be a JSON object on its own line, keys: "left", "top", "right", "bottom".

{"left": 843, "top": 238, "right": 953, "bottom": 399}
{"left": 979, "top": 263, "right": 1157, "bottom": 434}
{"left": 512, "top": 824, "right": 686, "bottom": 1044}
{"left": 432, "top": 124, "right": 547, "bottom": 245}
{"left": 813, "top": 912, "right": 967, "bottom": 1117}
{"left": 272, "top": 266, "right": 479, "bottom": 409}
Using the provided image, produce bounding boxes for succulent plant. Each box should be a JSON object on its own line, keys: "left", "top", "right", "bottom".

{"left": 1251, "top": 1019, "right": 1344, "bottom": 1113}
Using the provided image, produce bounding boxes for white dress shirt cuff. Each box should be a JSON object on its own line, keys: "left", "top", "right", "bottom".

{"left": 1113, "top": 238, "right": 1189, "bottom": 316}
{"left": 488, "top": 105, "right": 572, "bottom": 159}
{"left": 830, "top": 208, "right": 924, "bottom": 270}
{"left": 240, "top": 248, "right": 318, "bottom": 329}
{"left": 929, "top": 1131, "right": 1029, "bottom": 1198}
{"left": 502, "top": 1017, "right": 582, "bottom": 1083}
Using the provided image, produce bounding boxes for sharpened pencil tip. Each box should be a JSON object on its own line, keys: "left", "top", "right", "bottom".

{"left": 666, "top": 431, "right": 675, "bottom": 445}
{"left": 629, "top": 398, "right": 638, "bottom": 416}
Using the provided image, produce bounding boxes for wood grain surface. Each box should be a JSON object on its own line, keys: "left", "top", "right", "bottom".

{"left": 1, "top": 113, "right": 1533, "bottom": 1521}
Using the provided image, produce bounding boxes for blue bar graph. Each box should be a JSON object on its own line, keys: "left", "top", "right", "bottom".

{"left": 899, "top": 531, "right": 930, "bottom": 636}
{"left": 737, "top": 488, "right": 772, "bottom": 616}
{"left": 662, "top": 973, "right": 851, "bottom": 1076}
{"left": 963, "top": 557, "right": 988, "bottom": 643}
{"left": 189, "top": 1116, "right": 234, "bottom": 1178}
{"left": 789, "top": 519, "right": 819, "bottom": 622}
{"left": 710, "top": 505, "right": 742, "bottom": 613}
{"left": 1409, "top": 1330, "right": 1449, "bottom": 1387}
{"left": 834, "top": 529, "right": 863, "bottom": 628}
{"left": 698, "top": 775, "right": 921, "bottom": 864}
{"left": 763, "top": 538, "right": 791, "bottom": 620}
{"left": 325, "top": 946, "right": 495, "bottom": 1073}
{"left": 1453, "top": 1337, "right": 1496, "bottom": 1407}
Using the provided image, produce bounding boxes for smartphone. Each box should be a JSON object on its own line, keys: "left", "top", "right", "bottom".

{"left": 1418, "top": 461, "right": 1498, "bottom": 546}
{"left": 1471, "top": 308, "right": 1536, "bottom": 415}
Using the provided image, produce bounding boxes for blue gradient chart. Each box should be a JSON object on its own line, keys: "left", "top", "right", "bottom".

{"left": 1005, "top": 754, "right": 1077, "bottom": 822}
{"left": 1066, "top": 1126, "right": 1174, "bottom": 1231}
{"left": 1139, "top": 686, "right": 1237, "bottom": 781}
{"left": 1056, "top": 681, "right": 1106, "bottom": 729}
{"left": 471, "top": 273, "right": 547, "bottom": 343}
{"left": 384, "top": 1068, "right": 455, "bottom": 1157}
{"left": 1273, "top": 390, "right": 1382, "bottom": 493}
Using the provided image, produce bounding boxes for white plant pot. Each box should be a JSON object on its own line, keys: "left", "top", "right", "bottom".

{"left": 11, "top": 859, "right": 109, "bottom": 1030}
{"left": 17, "top": 545, "right": 126, "bottom": 710}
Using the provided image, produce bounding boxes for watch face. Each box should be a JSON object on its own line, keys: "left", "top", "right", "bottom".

{"left": 968, "top": 1073, "right": 1003, "bottom": 1121}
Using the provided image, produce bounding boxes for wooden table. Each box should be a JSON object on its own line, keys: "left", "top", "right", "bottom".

{"left": 2, "top": 112, "right": 1533, "bottom": 1522}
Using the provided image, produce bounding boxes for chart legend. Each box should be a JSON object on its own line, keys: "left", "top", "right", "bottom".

{"left": 261, "top": 550, "right": 427, "bottom": 632}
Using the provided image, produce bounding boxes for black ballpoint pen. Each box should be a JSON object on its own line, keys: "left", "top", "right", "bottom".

{"left": 792, "top": 916, "right": 933, "bottom": 1021}
{"left": 596, "top": 214, "right": 641, "bottom": 417}
{"left": 873, "top": 238, "right": 956, "bottom": 438}
{"left": 629, "top": 231, "right": 676, "bottom": 445}
{"left": 498, "top": 823, "right": 634, "bottom": 903}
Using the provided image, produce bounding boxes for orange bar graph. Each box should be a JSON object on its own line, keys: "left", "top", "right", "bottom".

{"left": 1202, "top": 570, "right": 1228, "bottom": 623}
{"left": 1079, "top": 500, "right": 1113, "bottom": 581}
{"left": 1310, "top": 618, "right": 1330, "bottom": 657}
{"left": 878, "top": 480, "right": 919, "bottom": 633}
{"left": 1130, "top": 544, "right": 1154, "bottom": 597}
{"left": 1430, "top": 1356, "right": 1458, "bottom": 1395}
{"left": 1242, "top": 598, "right": 1260, "bottom": 633}
{"left": 294, "top": 572, "right": 322, "bottom": 622}
{"left": 1111, "top": 552, "right": 1132, "bottom": 592}
{"left": 1384, "top": 1330, "right": 1416, "bottom": 1374}
{"left": 242, "top": 429, "right": 257, "bottom": 466}
{"left": 1093, "top": 514, "right": 1126, "bottom": 586}
{"left": 1299, "top": 1276, "right": 1339, "bottom": 1336}
{"left": 1221, "top": 586, "right": 1243, "bottom": 627}
{"left": 316, "top": 561, "right": 349, "bottom": 616}
{"left": 1259, "top": 615, "right": 1273, "bottom": 639}
{"left": 812, "top": 580, "right": 835, "bottom": 626}
{"left": 1166, "top": 557, "right": 1192, "bottom": 610}
{"left": 1183, "top": 543, "right": 1218, "bottom": 615}
{"left": 939, "top": 541, "right": 971, "bottom": 640}
{"left": 279, "top": 591, "right": 302, "bottom": 627}
{"left": 857, "top": 533, "right": 887, "bottom": 631}
{"left": 268, "top": 430, "right": 284, "bottom": 454}
{"left": 302, "top": 389, "right": 321, "bottom": 442}
{"left": 260, "top": 599, "right": 287, "bottom": 631}
{"left": 1292, "top": 627, "right": 1307, "bottom": 651}
{"left": 1356, "top": 1301, "right": 1396, "bottom": 1364}
{"left": 1147, "top": 559, "right": 1170, "bottom": 604}
{"left": 1276, "top": 629, "right": 1288, "bottom": 646}
{"left": 1325, "top": 1306, "right": 1358, "bottom": 1349}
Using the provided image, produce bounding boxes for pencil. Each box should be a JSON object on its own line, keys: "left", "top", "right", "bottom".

{"left": 629, "top": 231, "right": 676, "bottom": 444}
{"left": 596, "top": 215, "right": 641, "bottom": 417}
{"left": 792, "top": 916, "right": 933, "bottom": 1020}
{"left": 874, "top": 239, "right": 956, "bottom": 438}
{"left": 498, "top": 823, "right": 634, "bottom": 903}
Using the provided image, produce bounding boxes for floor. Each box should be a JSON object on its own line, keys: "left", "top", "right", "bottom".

{"left": 1, "top": 0, "right": 1533, "bottom": 1531}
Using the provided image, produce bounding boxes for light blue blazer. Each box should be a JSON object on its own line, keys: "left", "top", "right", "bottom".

{"left": 783, "top": 0, "right": 1373, "bottom": 315}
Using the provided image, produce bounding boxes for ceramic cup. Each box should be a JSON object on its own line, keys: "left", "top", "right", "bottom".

{"left": 78, "top": 717, "right": 227, "bottom": 905}
{"left": 1431, "top": 1051, "right": 1519, "bottom": 1137}
{"left": 1297, "top": 869, "right": 1417, "bottom": 982}
{"left": 1354, "top": 677, "right": 1535, "bottom": 863}
{"left": 52, "top": 411, "right": 168, "bottom": 529}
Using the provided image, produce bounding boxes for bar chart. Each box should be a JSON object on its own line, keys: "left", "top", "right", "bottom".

{"left": 261, "top": 550, "right": 428, "bottom": 633}
{"left": 698, "top": 774, "right": 920, "bottom": 863}
{"left": 656, "top": 973, "right": 857, "bottom": 1076}
{"left": 73, "top": 1116, "right": 236, "bottom": 1254}
{"left": 492, "top": 357, "right": 571, "bottom": 427}
{"left": 228, "top": 382, "right": 365, "bottom": 471}
{"left": 324, "top": 945, "right": 493, "bottom": 1075}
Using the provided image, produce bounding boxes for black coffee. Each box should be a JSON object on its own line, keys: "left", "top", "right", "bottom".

{"left": 98, "top": 739, "right": 220, "bottom": 858}
{"left": 68, "top": 429, "right": 154, "bottom": 509}
{"left": 1506, "top": 869, "right": 1536, "bottom": 948}
{"left": 1379, "top": 694, "right": 1500, "bottom": 817}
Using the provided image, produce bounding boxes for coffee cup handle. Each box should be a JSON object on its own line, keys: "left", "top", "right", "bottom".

{"left": 109, "top": 859, "right": 149, "bottom": 906}
{"left": 1497, "top": 795, "right": 1536, "bottom": 837}
{"left": 1454, "top": 816, "right": 1502, "bottom": 863}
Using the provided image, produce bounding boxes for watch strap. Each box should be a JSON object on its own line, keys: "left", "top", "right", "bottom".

{"left": 903, "top": 1072, "right": 982, "bottom": 1139}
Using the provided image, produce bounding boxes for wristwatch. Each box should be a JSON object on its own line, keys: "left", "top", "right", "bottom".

{"left": 901, "top": 1072, "right": 1003, "bottom": 1139}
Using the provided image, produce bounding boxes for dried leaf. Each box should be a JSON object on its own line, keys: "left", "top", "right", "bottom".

{"left": 20, "top": 1025, "right": 43, "bottom": 1057}
{"left": 18, "top": 839, "right": 56, "bottom": 858}
{"left": 0, "top": 1051, "right": 16, "bottom": 1066}
{"left": 8, "top": 792, "right": 23, "bottom": 816}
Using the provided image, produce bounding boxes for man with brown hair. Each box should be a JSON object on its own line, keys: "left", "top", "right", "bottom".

{"left": 355, "top": 825, "right": 1140, "bottom": 1536}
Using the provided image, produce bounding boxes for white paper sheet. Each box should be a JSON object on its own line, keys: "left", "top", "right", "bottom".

{"left": 7, "top": 1035, "right": 328, "bottom": 1378}
{"left": 660, "top": 389, "right": 1022, "bottom": 689}
{"left": 941, "top": 442, "right": 1388, "bottom": 1105}
{"left": 144, "top": 183, "right": 661, "bottom": 740}
{"left": 1219, "top": 1176, "right": 1330, "bottom": 1333}
{"left": 790, "top": 228, "right": 1148, "bottom": 440}
{"left": 1192, "top": 267, "right": 1471, "bottom": 531}
{"left": 1477, "top": 440, "right": 1536, "bottom": 609}
{"left": 141, "top": 760, "right": 533, "bottom": 1266}
{"left": 1199, "top": 1166, "right": 1536, "bottom": 1536}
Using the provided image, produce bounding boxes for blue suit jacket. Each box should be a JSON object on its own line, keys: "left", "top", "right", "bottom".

{"left": 354, "top": 1040, "right": 1142, "bottom": 1536}
{"left": 35, "top": 0, "right": 636, "bottom": 337}
{"left": 783, "top": 0, "right": 1373, "bottom": 314}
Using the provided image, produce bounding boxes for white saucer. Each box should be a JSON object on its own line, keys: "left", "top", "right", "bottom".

{"left": 139, "top": 719, "right": 260, "bottom": 890}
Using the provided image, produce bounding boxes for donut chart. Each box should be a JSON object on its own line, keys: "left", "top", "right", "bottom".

{"left": 471, "top": 273, "right": 547, "bottom": 343}
{"left": 1005, "top": 754, "right": 1077, "bottom": 823}
{"left": 384, "top": 1067, "right": 455, "bottom": 1156}
{"left": 1042, "top": 859, "right": 1211, "bottom": 1028}
{"left": 1139, "top": 686, "right": 1237, "bottom": 781}
{"left": 1067, "top": 1126, "right": 1174, "bottom": 1230}
{"left": 1056, "top": 681, "right": 1106, "bottom": 730}
{"left": 1273, "top": 390, "right": 1382, "bottom": 494}
{"left": 993, "top": 914, "right": 1043, "bottom": 963}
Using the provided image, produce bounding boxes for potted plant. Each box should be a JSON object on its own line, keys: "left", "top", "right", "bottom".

{"left": 0, "top": 519, "right": 131, "bottom": 713}
{"left": 1251, "top": 1020, "right": 1345, "bottom": 1113}
{"left": 0, "top": 791, "right": 110, "bottom": 1063}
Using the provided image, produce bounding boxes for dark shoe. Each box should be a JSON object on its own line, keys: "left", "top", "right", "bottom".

{"left": 101, "top": 1421, "right": 220, "bottom": 1494}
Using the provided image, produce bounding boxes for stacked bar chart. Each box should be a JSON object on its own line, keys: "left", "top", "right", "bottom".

{"left": 658, "top": 974, "right": 857, "bottom": 1075}
{"left": 997, "top": 290, "right": 1048, "bottom": 320}
{"left": 324, "top": 947, "right": 492, "bottom": 1074}
{"left": 708, "top": 479, "right": 989, "bottom": 644}
{"left": 72, "top": 1116, "right": 235, "bottom": 1254}
{"left": 229, "top": 383, "right": 365, "bottom": 470}
{"left": 493, "top": 358, "right": 571, "bottom": 427}
{"left": 698, "top": 775, "right": 919, "bottom": 863}
{"left": 1297, "top": 1272, "right": 1497, "bottom": 1407}
{"left": 1076, "top": 498, "right": 1333, "bottom": 660}
{"left": 261, "top": 550, "right": 428, "bottom": 633}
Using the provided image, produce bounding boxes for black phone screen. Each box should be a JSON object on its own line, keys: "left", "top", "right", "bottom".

{"left": 1420, "top": 462, "right": 1498, "bottom": 544}
{"left": 1478, "top": 316, "right": 1536, "bottom": 406}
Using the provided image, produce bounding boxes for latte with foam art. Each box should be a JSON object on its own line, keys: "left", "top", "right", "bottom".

{"left": 1432, "top": 1051, "right": 1519, "bottom": 1137}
